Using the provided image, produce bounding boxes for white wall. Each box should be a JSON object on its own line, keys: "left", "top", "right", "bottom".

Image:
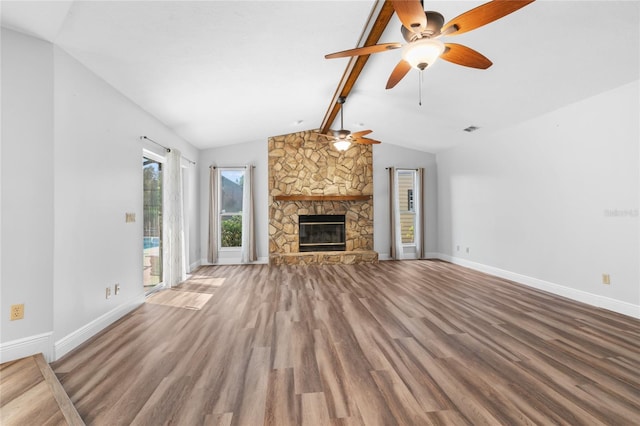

{"left": 373, "top": 143, "right": 438, "bottom": 259}
{"left": 199, "top": 139, "right": 269, "bottom": 264}
{"left": 0, "top": 28, "right": 201, "bottom": 362}
{"left": 0, "top": 29, "right": 55, "bottom": 361}
{"left": 52, "top": 47, "right": 200, "bottom": 358}
{"left": 437, "top": 81, "right": 640, "bottom": 318}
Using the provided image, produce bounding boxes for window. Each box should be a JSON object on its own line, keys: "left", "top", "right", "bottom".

{"left": 143, "top": 156, "right": 163, "bottom": 288}
{"left": 397, "top": 169, "right": 416, "bottom": 244}
{"left": 219, "top": 168, "right": 245, "bottom": 249}
{"left": 407, "top": 189, "right": 414, "bottom": 212}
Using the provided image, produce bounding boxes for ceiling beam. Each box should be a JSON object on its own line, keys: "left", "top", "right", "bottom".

{"left": 319, "top": 1, "right": 395, "bottom": 133}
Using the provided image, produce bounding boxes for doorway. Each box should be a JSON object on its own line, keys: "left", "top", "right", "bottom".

{"left": 143, "top": 156, "right": 163, "bottom": 291}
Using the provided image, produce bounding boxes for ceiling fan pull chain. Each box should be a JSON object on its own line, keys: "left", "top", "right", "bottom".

{"left": 418, "top": 70, "right": 423, "bottom": 106}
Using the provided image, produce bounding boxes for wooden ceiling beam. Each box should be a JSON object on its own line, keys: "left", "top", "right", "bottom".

{"left": 320, "top": 1, "right": 395, "bottom": 134}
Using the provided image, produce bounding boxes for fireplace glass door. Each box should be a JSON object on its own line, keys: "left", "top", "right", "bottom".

{"left": 299, "top": 214, "right": 346, "bottom": 252}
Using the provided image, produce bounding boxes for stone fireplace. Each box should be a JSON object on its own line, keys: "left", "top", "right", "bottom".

{"left": 268, "top": 130, "right": 378, "bottom": 265}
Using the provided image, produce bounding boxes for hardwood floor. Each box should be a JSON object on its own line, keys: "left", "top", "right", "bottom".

{"left": 51, "top": 261, "right": 640, "bottom": 425}
{"left": 0, "top": 353, "right": 84, "bottom": 425}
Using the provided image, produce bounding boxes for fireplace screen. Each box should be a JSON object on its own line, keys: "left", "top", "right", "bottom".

{"left": 299, "top": 214, "right": 346, "bottom": 252}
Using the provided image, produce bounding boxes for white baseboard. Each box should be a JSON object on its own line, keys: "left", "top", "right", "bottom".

{"left": 438, "top": 254, "right": 640, "bottom": 319}
{"left": 188, "top": 259, "right": 201, "bottom": 273}
{"left": 200, "top": 256, "right": 269, "bottom": 266}
{"left": 0, "top": 332, "right": 54, "bottom": 363}
{"left": 54, "top": 294, "right": 145, "bottom": 361}
{"left": 377, "top": 252, "right": 439, "bottom": 261}
{"left": 422, "top": 252, "right": 440, "bottom": 259}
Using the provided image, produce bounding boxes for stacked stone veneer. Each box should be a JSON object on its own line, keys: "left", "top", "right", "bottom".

{"left": 268, "top": 130, "right": 377, "bottom": 265}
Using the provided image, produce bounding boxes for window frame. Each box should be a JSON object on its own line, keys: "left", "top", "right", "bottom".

{"left": 217, "top": 167, "right": 245, "bottom": 251}
{"left": 396, "top": 169, "right": 417, "bottom": 246}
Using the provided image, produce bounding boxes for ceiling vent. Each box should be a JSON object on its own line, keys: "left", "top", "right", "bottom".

{"left": 463, "top": 125, "right": 480, "bottom": 132}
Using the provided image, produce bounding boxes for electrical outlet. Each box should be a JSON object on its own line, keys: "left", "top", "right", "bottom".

{"left": 114, "top": 283, "right": 120, "bottom": 295}
{"left": 10, "top": 304, "right": 24, "bottom": 321}
{"left": 456, "top": 245, "right": 460, "bottom": 252}
{"left": 106, "top": 287, "right": 112, "bottom": 299}
{"left": 466, "top": 247, "right": 470, "bottom": 254}
{"left": 602, "top": 274, "right": 611, "bottom": 285}
{"left": 125, "top": 212, "right": 136, "bottom": 223}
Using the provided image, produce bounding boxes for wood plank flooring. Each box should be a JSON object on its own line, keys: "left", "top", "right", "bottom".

{"left": 51, "top": 260, "right": 640, "bottom": 425}
{"left": 0, "top": 353, "right": 84, "bottom": 425}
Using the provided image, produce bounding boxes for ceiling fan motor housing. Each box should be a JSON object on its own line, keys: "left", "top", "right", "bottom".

{"left": 401, "top": 11, "right": 445, "bottom": 42}
{"left": 335, "top": 129, "right": 351, "bottom": 139}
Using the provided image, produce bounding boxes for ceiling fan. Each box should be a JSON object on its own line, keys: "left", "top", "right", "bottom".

{"left": 316, "top": 96, "right": 381, "bottom": 151}
{"left": 325, "top": 0, "right": 535, "bottom": 89}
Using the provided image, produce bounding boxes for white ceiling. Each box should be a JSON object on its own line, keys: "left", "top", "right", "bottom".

{"left": 2, "top": 1, "right": 638, "bottom": 153}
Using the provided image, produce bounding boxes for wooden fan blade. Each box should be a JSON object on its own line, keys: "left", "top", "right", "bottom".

{"left": 392, "top": 0, "right": 427, "bottom": 34}
{"left": 386, "top": 59, "right": 412, "bottom": 89}
{"left": 325, "top": 43, "right": 402, "bottom": 59}
{"left": 314, "top": 131, "right": 333, "bottom": 139}
{"left": 441, "top": 43, "right": 492, "bottom": 69}
{"left": 351, "top": 130, "right": 373, "bottom": 138}
{"left": 442, "top": 0, "right": 535, "bottom": 36}
{"left": 353, "top": 137, "right": 382, "bottom": 145}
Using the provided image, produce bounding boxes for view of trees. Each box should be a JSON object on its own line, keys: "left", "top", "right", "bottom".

{"left": 221, "top": 215, "right": 242, "bottom": 247}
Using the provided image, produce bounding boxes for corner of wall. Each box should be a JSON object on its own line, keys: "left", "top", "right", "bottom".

{"left": 53, "top": 294, "right": 144, "bottom": 361}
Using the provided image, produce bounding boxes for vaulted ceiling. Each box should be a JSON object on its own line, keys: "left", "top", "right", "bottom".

{"left": 2, "top": 1, "right": 638, "bottom": 153}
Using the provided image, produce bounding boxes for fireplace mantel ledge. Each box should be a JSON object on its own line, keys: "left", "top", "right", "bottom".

{"left": 273, "top": 195, "right": 371, "bottom": 202}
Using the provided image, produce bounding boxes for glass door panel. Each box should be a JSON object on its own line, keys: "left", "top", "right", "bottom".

{"left": 143, "top": 157, "right": 162, "bottom": 289}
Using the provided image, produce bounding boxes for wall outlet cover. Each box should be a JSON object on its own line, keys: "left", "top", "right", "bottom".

{"left": 10, "top": 304, "right": 24, "bottom": 321}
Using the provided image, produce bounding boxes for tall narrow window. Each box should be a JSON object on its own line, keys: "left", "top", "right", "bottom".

{"left": 219, "top": 168, "right": 245, "bottom": 249}
{"left": 143, "top": 156, "right": 162, "bottom": 289}
{"left": 407, "top": 189, "right": 414, "bottom": 212}
{"left": 397, "top": 169, "right": 416, "bottom": 244}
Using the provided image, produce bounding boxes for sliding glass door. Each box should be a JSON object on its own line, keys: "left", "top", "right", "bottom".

{"left": 143, "top": 156, "right": 163, "bottom": 290}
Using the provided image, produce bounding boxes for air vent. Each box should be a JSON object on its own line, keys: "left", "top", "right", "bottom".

{"left": 463, "top": 126, "right": 480, "bottom": 132}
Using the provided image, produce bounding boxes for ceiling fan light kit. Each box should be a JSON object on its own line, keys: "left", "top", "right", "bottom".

{"left": 402, "top": 38, "right": 445, "bottom": 70}
{"left": 333, "top": 140, "right": 352, "bottom": 151}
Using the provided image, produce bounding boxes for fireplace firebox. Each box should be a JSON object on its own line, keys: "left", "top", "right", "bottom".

{"left": 299, "top": 214, "right": 346, "bottom": 252}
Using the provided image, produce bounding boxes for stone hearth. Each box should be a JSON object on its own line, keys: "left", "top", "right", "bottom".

{"left": 268, "top": 130, "right": 377, "bottom": 265}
